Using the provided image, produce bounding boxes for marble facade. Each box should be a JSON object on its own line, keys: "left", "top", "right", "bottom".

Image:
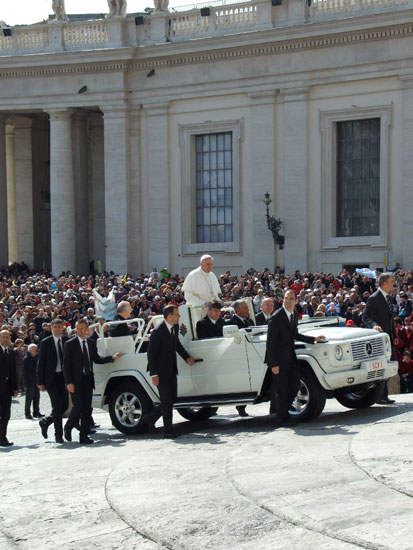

{"left": 0, "top": 0, "right": 412, "bottom": 275}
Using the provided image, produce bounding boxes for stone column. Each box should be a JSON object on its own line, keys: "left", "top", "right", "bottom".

{"left": 88, "top": 113, "right": 106, "bottom": 273}
{"left": 247, "top": 91, "right": 277, "bottom": 270}
{"left": 48, "top": 109, "right": 76, "bottom": 275}
{"left": 5, "top": 124, "right": 17, "bottom": 263}
{"left": 400, "top": 76, "right": 413, "bottom": 265}
{"left": 127, "top": 107, "right": 142, "bottom": 275}
{"left": 72, "top": 111, "right": 90, "bottom": 274}
{"left": 142, "top": 102, "right": 169, "bottom": 273}
{"left": 14, "top": 117, "right": 34, "bottom": 267}
{"left": 278, "top": 87, "right": 309, "bottom": 273}
{"left": 0, "top": 116, "right": 8, "bottom": 266}
{"left": 102, "top": 106, "right": 129, "bottom": 275}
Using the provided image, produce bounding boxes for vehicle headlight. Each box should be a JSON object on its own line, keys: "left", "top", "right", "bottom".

{"left": 334, "top": 345, "right": 343, "bottom": 361}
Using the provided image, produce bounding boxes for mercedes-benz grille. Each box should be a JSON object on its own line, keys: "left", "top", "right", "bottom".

{"left": 351, "top": 339, "right": 385, "bottom": 362}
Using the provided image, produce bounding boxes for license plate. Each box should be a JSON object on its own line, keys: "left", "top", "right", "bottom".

{"left": 364, "top": 359, "right": 384, "bottom": 371}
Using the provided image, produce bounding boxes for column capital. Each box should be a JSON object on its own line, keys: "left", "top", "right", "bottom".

{"left": 142, "top": 102, "right": 169, "bottom": 116}
{"left": 102, "top": 105, "right": 129, "bottom": 119}
{"left": 46, "top": 109, "right": 74, "bottom": 122}
{"left": 248, "top": 90, "right": 278, "bottom": 105}
{"left": 278, "top": 87, "right": 309, "bottom": 103}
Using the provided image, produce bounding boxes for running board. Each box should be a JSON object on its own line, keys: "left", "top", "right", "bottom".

{"left": 174, "top": 397, "right": 257, "bottom": 408}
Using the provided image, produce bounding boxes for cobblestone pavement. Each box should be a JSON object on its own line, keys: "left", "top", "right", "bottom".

{"left": 2, "top": 396, "right": 413, "bottom": 550}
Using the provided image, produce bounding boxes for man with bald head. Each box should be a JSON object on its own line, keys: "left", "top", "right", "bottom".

{"left": 0, "top": 330, "right": 19, "bottom": 446}
{"left": 255, "top": 298, "right": 274, "bottom": 326}
{"left": 182, "top": 255, "right": 221, "bottom": 307}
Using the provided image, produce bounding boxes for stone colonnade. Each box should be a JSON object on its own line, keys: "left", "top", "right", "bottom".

{"left": 0, "top": 108, "right": 129, "bottom": 275}
{"left": 0, "top": 104, "right": 171, "bottom": 275}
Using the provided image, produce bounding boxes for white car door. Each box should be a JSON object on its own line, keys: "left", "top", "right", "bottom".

{"left": 186, "top": 335, "right": 251, "bottom": 396}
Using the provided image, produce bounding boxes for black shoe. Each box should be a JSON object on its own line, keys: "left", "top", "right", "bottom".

{"left": 39, "top": 419, "right": 48, "bottom": 439}
{"left": 253, "top": 395, "right": 264, "bottom": 405}
{"left": 91, "top": 423, "right": 100, "bottom": 429}
{"left": 79, "top": 436, "right": 94, "bottom": 445}
{"left": 236, "top": 406, "right": 249, "bottom": 417}
{"left": 88, "top": 429, "right": 97, "bottom": 435}
{"left": 378, "top": 398, "right": 395, "bottom": 404}
{"left": 0, "top": 438, "right": 13, "bottom": 447}
{"left": 33, "top": 413, "right": 43, "bottom": 418}
{"left": 164, "top": 431, "right": 178, "bottom": 439}
{"left": 64, "top": 427, "right": 72, "bottom": 442}
{"left": 55, "top": 435, "right": 64, "bottom": 444}
{"left": 25, "top": 414, "right": 33, "bottom": 420}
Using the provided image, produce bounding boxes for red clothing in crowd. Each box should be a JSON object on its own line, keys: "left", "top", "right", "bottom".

{"left": 398, "top": 356, "right": 413, "bottom": 377}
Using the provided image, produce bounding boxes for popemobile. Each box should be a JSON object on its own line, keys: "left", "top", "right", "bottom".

{"left": 91, "top": 302, "right": 398, "bottom": 434}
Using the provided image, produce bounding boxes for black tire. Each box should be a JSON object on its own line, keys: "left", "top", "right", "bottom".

{"left": 334, "top": 382, "right": 384, "bottom": 409}
{"left": 177, "top": 406, "right": 219, "bottom": 422}
{"left": 289, "top": 365, "right": 327, "bottom": 422}
{"left": 109, "top": 381, "right": 153, "bottom": 435}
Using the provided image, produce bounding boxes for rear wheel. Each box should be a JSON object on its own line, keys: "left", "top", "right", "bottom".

{"left": 334, "top": 382, "right": 384, "bottom": 409}
{"left": 177, "top": 406, "right": 219, "bottom": 422}
{"left": 289, "top": 366, "right": 326, "bottom": 422}
{"left": 109, "top": 381, "right": 153, "bottom": 435}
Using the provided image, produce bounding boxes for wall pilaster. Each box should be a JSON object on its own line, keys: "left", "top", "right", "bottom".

{"left": 48, "top": 109, "right": 76, "bottom": 275}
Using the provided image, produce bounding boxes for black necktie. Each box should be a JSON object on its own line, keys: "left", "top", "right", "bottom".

{"left": 386, "top": 295, "right": 393, "bottom": 314}
{"left": 58, "top": 339, "right": 63, "bottom": 364}
{"left": 290, "top": 313, "right": 295, "bottom": 330}
{"left": 82, "top": 341, "right": 91, "bottom": 376}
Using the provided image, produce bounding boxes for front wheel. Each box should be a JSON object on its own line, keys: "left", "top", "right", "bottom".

{"left": 109, "top": 381, "right": 152, "bottom": 435}
{"left": 177, "top": 406, "right": 219, "bottom": 422}
{"left": 334, "top": 382, "right": 384, "bottom": 409}
{"left": 289, "top": 365, "right": 327, "bottom": 422}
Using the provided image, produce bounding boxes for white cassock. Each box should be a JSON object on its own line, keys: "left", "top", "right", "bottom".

{"left": 182, "top": 267, "right": 221, "bottom": 306}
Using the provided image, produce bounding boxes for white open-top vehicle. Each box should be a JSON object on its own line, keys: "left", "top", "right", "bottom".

{"left": 91, "top": 303, "right": 398, "bottom": 435}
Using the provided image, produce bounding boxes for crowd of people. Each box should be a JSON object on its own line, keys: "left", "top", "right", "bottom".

{"left": 1, "top": 259, "right": 413, "bottom": 444}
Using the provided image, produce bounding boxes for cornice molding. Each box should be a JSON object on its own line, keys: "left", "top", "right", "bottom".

{"left": 0, "top": 21, "right": 413, "bottom": 79}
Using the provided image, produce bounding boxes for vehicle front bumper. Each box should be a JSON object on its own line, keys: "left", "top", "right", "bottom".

{"left": 321, "top": 359, "right": 398, "bottom": 390}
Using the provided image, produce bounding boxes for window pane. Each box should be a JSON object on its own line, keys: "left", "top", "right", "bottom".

{"left": 336, "top": 118, "right": 380, "bottom": 237}
{"left": 217, "top": 188, "right": 225, "bottom": 206}
{"left": 195, "top": 132, "right": 233, "bottom": 243}
{"left": 225, "top": 225, "right": 233, "bottom": 241}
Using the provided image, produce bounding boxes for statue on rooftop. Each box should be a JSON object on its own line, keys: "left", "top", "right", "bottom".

{"left": 154, "top": 0, "right": 169, "bottom": 11}
{"left": 51, "top": 0, "right": 68, "bottom": 22}
{"left": 107, "top": 0, "right": 127, "bottom": 18}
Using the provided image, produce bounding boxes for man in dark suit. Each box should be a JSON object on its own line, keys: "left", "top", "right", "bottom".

{"left": 228, "top": 300, "right": 255, "bottom": 330}
{"left": 148, "top": 305, "right": 195, "bottom": 438}
{"left": 23, "top": 343, "right": 42, "bottom": 419}
{"left": 0, "top": 330, "right": 19, "bottom": 446}
{"left": 196, "top": 302, "right": 225, "bottom": 339}
{"left": 265, "top": 289, "right": 325, "bottom": 426}
{"left": 37, "top": 319, "right": 69, "bottom": 443}
{"left": 227, "top": 299, "right": 255, "bottom": 417}
{"left": 109, "top": 301, "right": 133, "bottom": 337}
{"left": 362, "top": 272, "right": 397, "bottom": 404}
{"left": 255, "top": 298, "right": 275, "bottom": 326}
{"left": 63, "top": 318, "right": 122, "bottom": 444}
